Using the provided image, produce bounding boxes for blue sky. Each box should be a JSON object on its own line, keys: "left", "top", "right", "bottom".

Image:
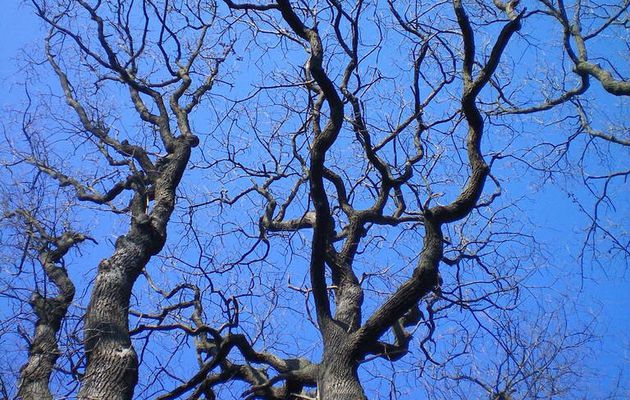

{"left": 0, "top": 1, "right": 628, "bottom": 399}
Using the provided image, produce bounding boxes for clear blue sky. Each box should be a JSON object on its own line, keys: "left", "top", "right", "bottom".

{"left": 0, "top": 1, "right": 628, "bottom": 399}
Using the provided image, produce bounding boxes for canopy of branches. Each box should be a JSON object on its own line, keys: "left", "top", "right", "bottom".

{"left": 0, "top": 0, "right": 628, "bottom": 399}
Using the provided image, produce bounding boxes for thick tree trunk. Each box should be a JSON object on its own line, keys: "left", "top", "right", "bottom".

{"left": 78, "top": 140, "right": 193, "bottom": 400}
{"left": 317, "top": 325, "right": 366, "bottom": 400}
{"left": 318, "top": 351, "right": 366, "bottom": 400}
{"left": 77, "top": 236, "right": 148, "bottom": 400}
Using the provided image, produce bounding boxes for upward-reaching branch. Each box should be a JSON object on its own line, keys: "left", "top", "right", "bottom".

{"left": 271, "top": 0, "right": 345, "bottom": 329}
{"left": 11, "top": 211, "right": 89, "bottom": 400}
{"left": 354, "top": 0, "right": 523, "bottom": 354}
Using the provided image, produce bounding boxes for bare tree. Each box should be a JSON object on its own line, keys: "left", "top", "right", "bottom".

{"left": 7, "top": 210, "right": 89, "bottom": 400}
{"left": 4, "top": 0, "right": 230, "bottom": 398}
{"left": 0, "top": 0, "right": 627, "bottom": 399}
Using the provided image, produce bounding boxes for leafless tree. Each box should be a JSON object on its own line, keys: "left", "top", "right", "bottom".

{"left": 0, "top": 0, "right": 627, "bottom": 399}
{"left": 8, "top": 211, "right": 89, "bottom": 400}
{"left": 4, "top": 0, "right": 230, "bottom": 398}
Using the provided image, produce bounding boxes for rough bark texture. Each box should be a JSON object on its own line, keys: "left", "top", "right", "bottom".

{"left": 314, "top": 322, "right": 366, "bottom": 400}
{"left": 18, "top": 318, "right": 59, "bottom": 400}
{"left": 77, "top": 239, "right": 148, "bottom": 400}
{"left": 79, "top": 140, "right": 194, "bottom": 400}
{"left": 18, "top": 231, "right": 84, "bottom": 400}
{"left": 318, "top": 354, "right": 365, "bottom": 400}
{"left": 32, "top": 1, "right": 216, "bottom": 395}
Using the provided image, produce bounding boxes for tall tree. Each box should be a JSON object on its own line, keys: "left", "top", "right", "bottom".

{"left": 0, "top": 0, "right": 627, "bottom": 399}
{"left": 6, "top": 0, "right": 230, "bottom": 398}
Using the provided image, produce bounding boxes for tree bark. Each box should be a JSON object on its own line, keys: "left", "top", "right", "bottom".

{"left": 318, "top": 338, "right": 366, "bottom": 400}
{"left": 78, "top": 140, "right": 194, "bottom": 400}
{"left": 18, "top": 232, "right": 83, "bottom": 400}
{"left": 18, "top": 296, "right": 68, "bottom": 400}
{"left": 77, "top": 237, "right": 149, "bottom": 400}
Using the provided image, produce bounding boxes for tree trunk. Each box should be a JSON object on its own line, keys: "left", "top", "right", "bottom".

{"left": 18, "top": 232, "right": 81, "bottom": 400}
{"left": 317, "top": 326, "right": 366, "bottom": 400}
{"left": 77, "top": 140, "right": 192, "bottom": 399}
{"left": 18, "top": 300, "right": 63, "bottom": 400}
{"left": 77, "top": 235, "right": 149, "bottom": 400}
{"left": 318, "top": 351, "right": 366, "bottom": 400}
